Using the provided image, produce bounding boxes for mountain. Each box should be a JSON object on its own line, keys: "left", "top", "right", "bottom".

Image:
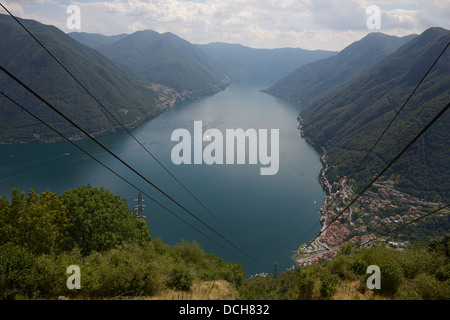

{"left": 299, "top": 27, "right": 450, "bottom": 202}
{"left": 266, "top": 32, "right": 417, "bottom": 105}
{"left": 93, "top": 30, "right": 233, "bottom": 99}
{"left": 68, "top": 32, "right": 128, "bottom": 49}
{"left": 0, "top": 14, "right": 179, "bottom": 144}
{"left": 197, "top": 42, "right": 337, "bottom": 85}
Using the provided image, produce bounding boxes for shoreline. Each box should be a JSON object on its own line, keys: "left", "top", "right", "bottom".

{"left": 292, "top": 114, "right": 449, "bottom": 268}
{"left": 0, "top": 82, "right": 232, "bottom": 145}
{"left": 291, "top": 114, "right": 335, "bottom": 266}
{"left": 293, "top": 113, "right": 367, "bottom": 266}
{"left": 293, "top": 114, "right": 376, "bottom": 266}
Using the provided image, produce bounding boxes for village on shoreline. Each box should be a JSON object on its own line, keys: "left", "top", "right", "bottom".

{"left": 293, "top": 117, "right": 447, "bottom": 267}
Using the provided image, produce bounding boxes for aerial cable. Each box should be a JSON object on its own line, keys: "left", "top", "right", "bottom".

{"left": 282, "top": 42, "right": 450, "bottom": 271}
{"left": 308, "top": 101, "right": 449, "bottom": 246}
{"left": 0, "top": 2, "right": 247, "bottom": 250}
{"left": 301, "top": 39, "right": 449, "bottom": 247}
{"left": 282, "top": 217, "right": 322, "bottom": 270}
{"left": 283, "top": 204, "right": 449, "bottom": 270}
{"left": 355, "top": 204, "right": 449, "bottom": 249}
{"left": 281, "top": 101, "right": 449, "bottom": 269}
{"left": 0, "top": 90, "right": 251, "bottom": 261}
{"left": 0, "top": 64, "right": 261, "bottom": 265}
{"left": 344, "top": 41, "right": 449, "bottom": 184}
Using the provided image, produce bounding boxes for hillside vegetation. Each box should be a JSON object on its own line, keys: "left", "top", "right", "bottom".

{"left": 1, "top": 186, "right": 448, "bottom": 300}
{"left": 0, "top": 14, "right": 173, "bottom": 144}
{"left": 266, "top": 32, "right": 416, "bottom": 104}
{"left": 299, "top": 27, "right": 450, "bottom": 202}
{"left": 0, "top": 186, "right": 244, "bottom": 299}
{"left": 239, "top": 236, "right": 450, "bottom": 300}
{"left": 95, "top": 30, "right": 233, "bottom": 99}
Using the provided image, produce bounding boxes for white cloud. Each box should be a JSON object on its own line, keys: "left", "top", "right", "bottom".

{"left": 0, "top": 1, "right": 25, "bottom": 16}
{"left": 309, "top": 0, "right": 367, "bottom": 30}
{"left": 1, "top": 0, "right": 448, "bottom": 51}
{"left": 382, "top": 8, "right": 434, "bottom": 29}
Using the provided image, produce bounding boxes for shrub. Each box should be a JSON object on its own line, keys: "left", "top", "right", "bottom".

{"left": 435, "top": 263, "right": 450, "bottom": 282}
{"left": 0, "top": 243, "right": 37, "bottom": 299}
{"left": 340, "top": 243, "right": 355, "bottom": 256}
{"left": 397, "top": 280, "right": 423, "bottom": 300}
{"left": 295, "top": 264, "right": 323, "bottom": 300}
{"left": 397, "top": 247, "right": 445, "bottom": 279}
{"left": 174, "top": 240, "right": 205, "bottom": 265}
{"left": 349, "top": 259, "right": 367, "bottom": 276}
{"left": 219, "top": 261, "right": 245, "bottom": 288}
{"left": 31, "top": 248, "right": 83, "bottom": 298}
{"left": 319, "top": 273, "right": 340, "bottom": 299}
{"left": 358, "top": 246, "right": 398, "bottom": 266}
{"left": 379, "top": 263, "right": 404, "bottom": 296}
{"left": 168, "top": 265, "right": 193, "bottom": 291}
{"left": 330, "top": 254, "right": 356, "bottom": 280}
{"left": 0, "top": 189, "right": 70, "bottom": 255}
{"left": 428, "top": 233, "right": 450, "bottom": 258}
{"left": 398, "top": 273, "right": 450, "bottom": 300}
{"left": 81, "top": 243, "right": 165, "bottom": 297}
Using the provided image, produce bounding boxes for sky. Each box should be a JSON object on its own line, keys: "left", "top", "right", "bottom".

{"left": 1, "top": 0, "right": 449, "bottom": 51}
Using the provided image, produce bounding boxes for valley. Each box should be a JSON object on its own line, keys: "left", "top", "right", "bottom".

{"left": 0, "top": 6, "right": 449, "bottom": 301}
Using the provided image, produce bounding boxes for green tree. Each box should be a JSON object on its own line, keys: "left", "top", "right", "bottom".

{"left": 319, "top": 273, "right": 340, "bottom": 299}
{"left": 428, "top": 233, "right": 450, "bottom": 259}
{"left": 0, "top": 189, "right": 70, "bottom": 254}
{"left": 168, "top": 265, "right": 193, "bottom": 291}
{"left": 379, "top": 263, "right": 404, "bottom": 296}
{"left": 61, "top": 184, "right": 151, "bottom": 255}
{"left": 80, "top": 243, "right": 164, "bottom": 297}
{"left": 398, "top": 273, "right": 450, "bottom": 300}
{"left": 0, "top": 243, "right": 37, "bottom": 299}
{"left": 340, "top": 243, "right": 355, "bottom": 256}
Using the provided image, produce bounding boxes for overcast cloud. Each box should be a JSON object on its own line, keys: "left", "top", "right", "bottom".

{"left": 1, "top": 0, "right": 449, "bottom": 51}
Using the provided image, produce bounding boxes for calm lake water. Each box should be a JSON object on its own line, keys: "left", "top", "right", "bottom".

{"left": 0, "top": 83, "right": 325, "bottom": 276}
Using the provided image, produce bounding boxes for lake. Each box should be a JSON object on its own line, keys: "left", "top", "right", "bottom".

{"left": 0, "top": 82, "right": 325, "bottom": 276}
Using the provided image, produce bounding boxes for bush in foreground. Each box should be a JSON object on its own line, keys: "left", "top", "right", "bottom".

{"left": 0, "top": 186, "right": 245, "bottom": 299}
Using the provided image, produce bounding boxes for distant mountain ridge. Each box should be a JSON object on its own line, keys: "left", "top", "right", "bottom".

{"left": 197, "top": 42, "right": 337, "bottom": 85}
{"left": 71, "top": 32, "right": 337, "bottom": 94}
{"left": 91, "top": 30, "right": 234, "bottom": 99}
{"left": 0, "top": 13, "right": 336, "bottom": 144}
{"left": 266, "top": 32, "right": 417, "bottom": 104}
{"left": 68, "top": 32, "right": 128, "bottom": 49}
{"left": 299, "top": 27, "right": 450, "bottom": 202}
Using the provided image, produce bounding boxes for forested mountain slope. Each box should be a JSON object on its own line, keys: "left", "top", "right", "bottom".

{"left": 96, "top": 30, "right": 234, "bottom": 98}
{"left": 300, "top": 27, "right": 450, "bottom": 202}
{"left": 266, "top": 32, "right": 417, "bottom": 104}
{"left": 0, "top": 14, "right": 171, "bottom": 144}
